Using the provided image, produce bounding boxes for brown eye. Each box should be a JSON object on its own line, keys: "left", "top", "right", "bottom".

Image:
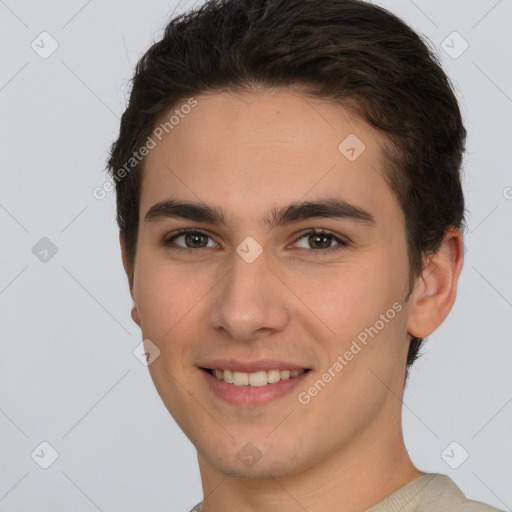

{"left": 164, "top": 229, "right": 217, "bottom": 251}
{"left": 182, "top": 232, "right": 208, "bottom": 248}
{"left": 293, "top": 229, "right": 348, "bottom": 254}
{"left": 308, "top": 233, "right": 333, "bottom": 249}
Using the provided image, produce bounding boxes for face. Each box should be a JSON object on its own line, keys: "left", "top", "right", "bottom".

{"left": 127, "top": 89, "right": 417, "bottom": 480}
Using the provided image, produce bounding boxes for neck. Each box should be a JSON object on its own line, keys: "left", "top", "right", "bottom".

{"left": 197, "top": 412, "right": 423, "bottom": 512}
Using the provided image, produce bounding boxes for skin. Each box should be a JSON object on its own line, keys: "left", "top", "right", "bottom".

{"left": 120, "top": 89, "right": 464, "bottom": 512}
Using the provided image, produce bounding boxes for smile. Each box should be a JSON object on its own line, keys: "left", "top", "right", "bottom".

{"left": 205, "top": 368, "right": 307, "bottom": 386}
{"left": 200, "top": 367, "right": 311, "bottom": 406}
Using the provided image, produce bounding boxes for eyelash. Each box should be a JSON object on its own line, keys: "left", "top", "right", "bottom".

{"left": 163, "top": 228, "right": 349, "bottom": 256}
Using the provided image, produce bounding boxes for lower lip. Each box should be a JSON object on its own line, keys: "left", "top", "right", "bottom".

{"left": 200, "top": 369, "right": 310, "bottom": 406}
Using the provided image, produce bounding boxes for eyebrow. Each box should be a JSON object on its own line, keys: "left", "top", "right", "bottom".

{"left": 144, "top": 197, "right": 376, "bottom": 229}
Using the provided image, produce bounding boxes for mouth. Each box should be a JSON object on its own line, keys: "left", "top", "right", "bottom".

{"left": 200, "top": 366, "right": 311, "bottom": 406}
{"left": 198, "top": 358, "right": 313, "bottom": 406}
{"left": 201, "top": 367, "right": 311, "bottom": 387}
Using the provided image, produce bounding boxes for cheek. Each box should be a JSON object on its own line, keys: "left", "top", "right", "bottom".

{"left": 133, "top": 254, "right": 202, "bottom": 340}
{"left": 133, "top": 258, "right": 203, "bottom": 409}
{"left": 300, "top": 260, "right": 399, "bottom": 331}
{"left": 299, "top": 255, "right": 408, "bottom": 368}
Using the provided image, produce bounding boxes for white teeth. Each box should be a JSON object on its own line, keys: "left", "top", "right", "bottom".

{"left": 223, "top": 369, "right": 234, "bottom": 384}
{"left": 248, "top": 371, "right": 267, "bottom": 387}
{"left": 233, "top": 371, "right": 249, "bottom": 386}
{"left": 266, "top": 369, "right": 281, "bottom": 383}
{"left": 211, "top": 368, "right": 306, "bottom": 386}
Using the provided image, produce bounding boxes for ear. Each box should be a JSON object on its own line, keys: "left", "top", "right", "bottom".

{"left": 406, "top": 227, "right": 464, "bottom": 338}
{"left": 119, "top": 232, "right": 141, "bottom": 327}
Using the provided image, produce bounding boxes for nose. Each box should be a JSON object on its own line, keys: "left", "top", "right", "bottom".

{"left": 208, "top": 246, "right": 290, "bottom": 342}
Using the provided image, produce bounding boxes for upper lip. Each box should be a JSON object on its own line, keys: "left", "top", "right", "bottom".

{"left": 200, "top": 359, "right": 310, "bottom": 373}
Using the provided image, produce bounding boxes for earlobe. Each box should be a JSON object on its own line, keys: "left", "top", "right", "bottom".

{"left": 131, "top": 306, "right": 141, "bottom": 327}
{"left": 406, "top": 227, "right": 464, "bottom": 338}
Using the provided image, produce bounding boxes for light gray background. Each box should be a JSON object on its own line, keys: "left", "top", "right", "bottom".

{"left": 0, "top": 0, "right": 511, "bottom": 511}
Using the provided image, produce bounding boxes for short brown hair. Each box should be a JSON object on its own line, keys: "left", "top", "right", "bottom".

{"left": 107, "top": 0, "right": 467, "bottom": 375}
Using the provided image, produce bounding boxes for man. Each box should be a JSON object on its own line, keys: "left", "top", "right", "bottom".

{"left": 107, "top": 0, "right": 502, "bottom": 510}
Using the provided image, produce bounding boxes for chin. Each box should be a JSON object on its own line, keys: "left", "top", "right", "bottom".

{"left": 201, "top": 445, "right": 309, "bottom": 481}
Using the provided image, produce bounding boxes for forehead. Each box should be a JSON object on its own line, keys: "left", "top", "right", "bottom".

{"left": 140, "top": 89, "right": 401, "bottom": 227}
